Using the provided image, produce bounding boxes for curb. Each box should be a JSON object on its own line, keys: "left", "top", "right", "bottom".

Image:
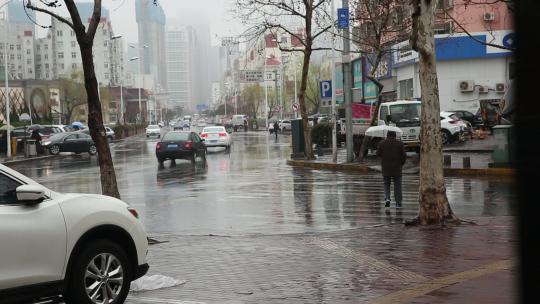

{"left": 287, "top": 159, "right": 515, "bottom": 177}
{"left": 443, "top": 149, "right": 494, "bottom": 153}
{"left": 2, "top": 154, "right": 58, "bottom": 165}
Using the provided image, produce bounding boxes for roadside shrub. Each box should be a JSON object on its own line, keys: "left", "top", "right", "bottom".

{"left": 311, "top": 123, "right": 332, "bottom": 148}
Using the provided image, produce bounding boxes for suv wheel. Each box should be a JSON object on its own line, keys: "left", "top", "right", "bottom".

{"left": 441, "top": 129, "right": 451, "bottom": 145}
{"left": 88, "top": 145, "right": 97, "bottom": 155}
{"left": 64, "top": 239, "right": 132, "bottom": 304}
{"left": 49, "top": 144, "right": 60, "bottom": 155}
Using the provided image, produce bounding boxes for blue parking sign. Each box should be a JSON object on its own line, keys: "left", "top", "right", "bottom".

{"left": 320, "top": 80, "right": 332, "bottom": 99}
{"left": 338, "top": 8, "right": 349, "bottom": 29}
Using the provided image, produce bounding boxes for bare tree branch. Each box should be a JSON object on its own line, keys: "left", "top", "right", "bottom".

{"left": 25, "top": 0, "right": 75, "bottom": 30}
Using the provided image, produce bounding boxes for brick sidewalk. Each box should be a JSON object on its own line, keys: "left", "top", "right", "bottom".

{"left": 127, "top": 216, "right": 517, "bottom": 304}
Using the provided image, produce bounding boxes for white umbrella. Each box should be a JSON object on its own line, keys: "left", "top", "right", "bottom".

{"left": 0, "top": 124, "right": 14, "bottom": 131}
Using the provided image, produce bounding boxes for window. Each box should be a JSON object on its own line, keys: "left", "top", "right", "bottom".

{"left": 27, "top": 59, "right": 31, "bottom": 64}
{"left": 104, "top": 63, "right": 108, "bottom": 68}
{"left": 17, "top": 45, "right": 21, "bottom": 50}
{"left": 46, "top": 73, "right": 49, "bottom": 78}
{"left": 36, "top": 45, "right": 40, "bottom": 50}
{"left": 57, "top": 41, "right": 63, "bottom": 48}
{"left": 105, "top": 73, "right": 109, "bottom": 79}
{"left": 28, "top": 68, "right": 32, "bottom": 74}
{"left": 72, "top": 52, "right": 76, "bottom": 58}
{"left": 399, "top": 79, "right": 414, "bottom": 99}
{"left": 45, "top": 63, "right": 49, "bottom": 69}
{"left": 380, "top": 106, "right": 390, "bottom": 122}
{"left": 17, "top": 54, "right": 21, "bottom": 60}
{"left": 0, "top": 173, "right": 22, "bottom": 205}
{"left": 72, "top": 63, "right": 78, "bottom": 69}
{"left": 509, "top": 62, "right": 516, "bottom": 80}
{"left": 44, "top": 54, "right": 48, "bottom": 60}
{"left": 9, "top": 45, "right": 14, "bottom": 50}
{"left": 36, "top": 55, "right": 41, "bottom": 60}
{"left": 57, "top": 30, "right": 63, "bottom": 36}
{"left": 58, "top": 52, "right": 64, "bottom": 59}
{"left": 60, "top": 63, "right": 64, "bottom": 69}
{"left": 10, "top": 54, "right": 14, "bottom": 60}
{"left": 71, "top": 30, "right": 75, "bottom": 37}
{"left": 26, "top": 49, "right": 31, "bottom": 55}
{"left": 44, "top": 44, "right": 48, "bottom": 50}
{"left": 104, "top": 41, "right": 108, "bottom": 47}
{"left": 71, "top": 41, "right": 76, "bottom": 47}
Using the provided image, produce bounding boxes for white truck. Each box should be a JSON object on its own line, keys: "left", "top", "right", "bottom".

{"left": 347, "top": 100, "right": 422, "bottom": 155}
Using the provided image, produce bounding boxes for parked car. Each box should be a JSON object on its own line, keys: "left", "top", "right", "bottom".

{"left": 42, "top": 132, "right": 97, "bottom": 155}
{"left": 440, "top": 111, "right": 468, "bottom": 144}
{"left": 78, "top": 127, "right": 116, "bottom": 142}
{"left": 279, "top": 120, "right": 292, "bottom": 132}
{"left": 53, "top": 124, "right": 71, "bottom": 132}
{"left": 0, "top": 164, "right": 149, "bottom": 304}
{"left": 200, "top": 126, "right": 231, "bottom": 151}
{"left": 155, "top": 131, "right": 206, "bottom": 165}
{"left": 447, "top": 110, "right": 483, "bottom": 128}
{"left": 146, "top": 125, "right": 161, "bottom": 138}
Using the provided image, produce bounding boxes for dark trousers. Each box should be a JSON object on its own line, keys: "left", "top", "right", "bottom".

{"left": 383, "top": 176, "right": 402, "bottom": 204}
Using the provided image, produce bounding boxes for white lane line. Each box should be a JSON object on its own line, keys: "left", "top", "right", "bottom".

{"left": 128, "top": 297, "right": 206, "bottom": 304}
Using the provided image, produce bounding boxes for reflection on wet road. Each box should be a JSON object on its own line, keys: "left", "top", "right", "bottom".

{"left": 7, "top": 131, "right": 516, "bottom": 235}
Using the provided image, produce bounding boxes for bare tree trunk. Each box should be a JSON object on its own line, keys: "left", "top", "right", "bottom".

{"left": 298, "top": 47, "right": 315, "bottom": 159}
{"left": 80, "top": 42, "right": 121, "bottom": 199}
{"left": 410, "top": 0, "right": 456, "bottom": 225}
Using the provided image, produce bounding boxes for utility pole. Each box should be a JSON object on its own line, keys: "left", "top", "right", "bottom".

{"left": 4, "top": 5, "right": 11, "bottom": 158}
{"left": 342, "top": 0, "right": 354, "bottom": 163}
{"left": 274, "top": 70, "right": 279, "bottom": 120}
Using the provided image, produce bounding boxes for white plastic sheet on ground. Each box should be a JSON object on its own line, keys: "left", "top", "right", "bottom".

{"left": 130, "top": 274, "right": 186, "bottom": 292}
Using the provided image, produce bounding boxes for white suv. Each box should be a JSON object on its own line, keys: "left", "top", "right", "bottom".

{"left": 0, "top": 164, "right": 148, "bottom": 304}
{"left": 440, "top": 111, "right": 468, "bottom": 144}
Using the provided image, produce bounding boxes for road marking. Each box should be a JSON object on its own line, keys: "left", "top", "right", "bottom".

{"left": 128, "top": 297, "right": 206, "bottom": 304}
{"left": 368, "top": 259, "right": 515, "bottom": 304}
{"left": 304, "top": 237, "right": 427, "bottom": 282}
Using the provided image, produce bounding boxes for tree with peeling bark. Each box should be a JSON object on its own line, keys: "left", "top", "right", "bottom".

{"left": 409, "top": 0, "right": 458, "bottom": 225}
{"left": 235, "top": 0, "right": 333, "bottom": 160}
{"left": 26, "top": 0, "right": 120, "bottom": 199}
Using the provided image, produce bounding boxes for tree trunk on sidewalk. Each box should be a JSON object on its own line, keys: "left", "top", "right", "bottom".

{"left": 410, "top": 0, "right": 457, "bottom": 225}
{"left": 26, "top": 0, "right": 121, "bottom": 199}
{"left": 80, "top": 45, "right": 120, "bottom": 198}
{"left": 299, "top": 46, "right": 315, "bottom": 160}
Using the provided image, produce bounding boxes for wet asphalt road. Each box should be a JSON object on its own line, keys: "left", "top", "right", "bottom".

{"left": 6, "top": 129, "right": 516, "bottom": 235}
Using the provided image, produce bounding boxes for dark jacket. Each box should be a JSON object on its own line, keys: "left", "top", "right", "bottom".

{"left": 377, "top": 138, "right": 406, "bottom": 177}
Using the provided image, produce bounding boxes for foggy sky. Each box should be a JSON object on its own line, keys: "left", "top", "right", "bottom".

{"left": 35, "top": 0, "right": 244, "bottom": 45}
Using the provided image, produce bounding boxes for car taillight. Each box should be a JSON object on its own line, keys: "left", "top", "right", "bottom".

{"left": 128, "top": 207, "right": 139, "bottom": 219}
{"left": 449, "top": 120, "right": 458, "bottom": 124}
{"left": 201, "top": 133, "right": 208, "bottom": 138}
{"left": 156, "top": 142, "right": 162, "bottom": 150}
{"left": 219, "top": 132, "right": 227, "bottom": 137}
{"left": 184, "top": 141, "right": 193, "bottom": 149}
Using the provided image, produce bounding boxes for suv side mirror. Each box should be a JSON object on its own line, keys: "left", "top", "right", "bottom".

{"left": 386, "top": 115, "right": 393, "bottom": 123}
{"left": 16, "top": 185, "right": 46, "bottom": 205}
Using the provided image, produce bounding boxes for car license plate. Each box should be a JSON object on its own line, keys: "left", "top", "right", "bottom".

{"left": 209, "top": 140, "right": 217, "bottom": 143}
{"left": 167, "top": 144, "right": 178, "bottom": 148}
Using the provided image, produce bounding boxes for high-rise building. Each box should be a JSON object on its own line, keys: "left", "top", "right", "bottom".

{"left": 0, "top": 0, "right": 36, "bottom": 80}
{"left": 135, "top": 0, "right": 167, "bottom": 91}
{"left": 166, "top": 26, "right": 192, "bottom": 111}
{"left": 35, "top": 4, "right": 124, "bottom": 86}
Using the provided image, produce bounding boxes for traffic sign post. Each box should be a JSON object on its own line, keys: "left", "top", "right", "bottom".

{"left": 241, "top": 70, "right": 265, "bottom": 82}
{"left": 320, "top": 80, "right": 333, "bottom": 99}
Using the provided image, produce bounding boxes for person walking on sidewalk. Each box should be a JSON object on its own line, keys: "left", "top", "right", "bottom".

{"left": 377, "top": 130, "right": 406, "bottom": 208}
{"left": 273, "top": 121, "right": 279, "bottom": 139}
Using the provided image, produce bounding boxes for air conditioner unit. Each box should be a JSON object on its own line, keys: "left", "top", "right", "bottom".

{"left": 483, "top": 12, "right": 495, "bottom": 21}
{"left": 478, "top": 86, "right": 489, "bottom": 94}
{"left": 459, "top": 80, "right": 475, "bottom": 92}
{"left": 495, "top": 83, "right": 507, "bottom": 93}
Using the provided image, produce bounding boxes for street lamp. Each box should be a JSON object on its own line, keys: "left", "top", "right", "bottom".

{"left": 110, "top": 35, "right": 123, "bottom": 123}
{"left": 2, "top": 1, "right": 12, "bottom": 158}
{"left": 129, "top": 44, "right": 148, "bottom": 122}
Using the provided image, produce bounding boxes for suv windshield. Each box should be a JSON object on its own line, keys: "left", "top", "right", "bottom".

{"left": 147, "top": 125, "right": 160, "bottom": 129}
{"left": 390, "top": 104, "right": 421, "bottom": 127}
